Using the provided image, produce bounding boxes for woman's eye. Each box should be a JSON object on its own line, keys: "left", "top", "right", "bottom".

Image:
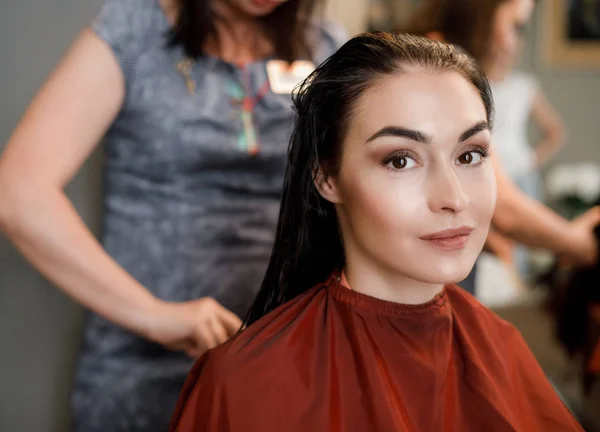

{"left": 389, "top": 156, "right": 417, "bottom": 170}
{"left": 457, "top": 151, "right": 482, "bottom": 165}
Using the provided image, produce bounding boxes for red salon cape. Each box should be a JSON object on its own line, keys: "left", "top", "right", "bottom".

{"left": 170, "top": 275, "right": 582, "bottom": 431}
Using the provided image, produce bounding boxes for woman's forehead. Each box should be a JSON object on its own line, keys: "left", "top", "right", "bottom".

{"left": 349, "top": 71, "right": 488, "bottom": 139}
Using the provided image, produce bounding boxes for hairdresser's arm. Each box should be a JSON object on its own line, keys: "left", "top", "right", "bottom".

{"left": 491, "top": 153, "right": 599, "bottom": 266}
{"left": 531, "top": 89, "right": 567, "bottom": 168}
{"left": 0, "top": 30, "right": 239, "bottom": 357}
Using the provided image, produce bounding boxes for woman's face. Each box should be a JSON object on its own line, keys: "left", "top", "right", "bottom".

{"left": 487, "top": 0, "right": 535, "bottom": 75}
{"left": 323, "top": 69, "right": 496, "bottom": 286}
{"left": 227, "top": 0, "right": 289, "bottom": 16}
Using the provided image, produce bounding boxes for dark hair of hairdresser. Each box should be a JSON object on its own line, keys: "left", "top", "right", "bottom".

{"left": 170, "top": 0, "right": 321, "bottom": 62}
{"left": 244, "top": 32, "right": 494, "bottom": 326}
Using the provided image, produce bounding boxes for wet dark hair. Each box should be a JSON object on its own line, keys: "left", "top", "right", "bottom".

{"left": 404, "top": 0, "right": 510, "bottom": 63}
{"left": 244, "top": 32, "right": 494, "bottom": 326}
{"left": 169, "top": 0, "right": 321, "bottom": 62}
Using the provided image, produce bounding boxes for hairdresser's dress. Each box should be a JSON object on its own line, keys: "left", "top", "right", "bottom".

{"left": 170, "top": 275, "right": 583, "bottom": 431}
{"left": 71, "top": 1, "right": 346, "bottom": 431}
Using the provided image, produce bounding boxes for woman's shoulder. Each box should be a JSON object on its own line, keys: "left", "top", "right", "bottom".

{"left": 446, "top": 285, "right": 544, "bottom": 382}
{"left": 208, "top": 282, "right": 330, "bottom": 371}
{"left": 174, "top": 282, "right": 330, "bottom": 415}
{"left": 92, "top": 0, "right": 162, "bottom": 40}
{"left": 445, "top": 284, "right": 523, "bottom": 342}
{"left": 170, "top": 282, "right": 334, "bottom": 430}
{"left": 91, "top": 0, "right": 166, "bottom": 76}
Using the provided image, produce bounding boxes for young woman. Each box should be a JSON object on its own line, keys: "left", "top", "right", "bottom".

{"left": 169, "top": 33, "right": 583, "bottom": 431}
{"left": 407, "top": 0, "right": 596, "bottom": 294}
{"left": 0, "top": 0, "right": 345, "bottom": 430}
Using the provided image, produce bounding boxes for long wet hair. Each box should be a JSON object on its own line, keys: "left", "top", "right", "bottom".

{"left": 169, "top": 0, "right": 321, "bottom": 62}
{"left": 404, "top": 0, "right": 510, "bottom": 63}
{"left": 243, "top": 33, "right": 494, "bottom": 326}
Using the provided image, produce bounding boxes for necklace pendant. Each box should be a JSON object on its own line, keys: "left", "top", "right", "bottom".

{"left": 241, "top": 110, "right": 259, "bottom": 156}
{"left": 177, "top": 57, "right": 197, "bottom": 95}
{"left": 186, "top": 79, "right": 196, "bottom": 95}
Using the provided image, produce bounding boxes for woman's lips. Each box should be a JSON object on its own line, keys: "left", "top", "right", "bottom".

{"left": 419, "top": 227, "right": 473, "bottom": 251}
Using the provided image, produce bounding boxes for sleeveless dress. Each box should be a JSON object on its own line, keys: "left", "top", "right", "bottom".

{"left": 491, "top": 70, "right": 540, "bottom": 193}
{"left": 491, "top": 71, "right": 541, "bottom": 278}
{"left": 70, "top": 1, "right": 347, "bottom": 430}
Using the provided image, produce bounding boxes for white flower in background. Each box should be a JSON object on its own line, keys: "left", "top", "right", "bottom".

{"left": 546, "top": 163, "right": 600, "bottom": 203}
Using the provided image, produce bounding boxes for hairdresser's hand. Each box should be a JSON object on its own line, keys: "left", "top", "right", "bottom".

{"left": 148, "top": 297, "right": 242, "bottom": 357}
{"left": 563, "top": 206, "right": 600, "bottom": 268}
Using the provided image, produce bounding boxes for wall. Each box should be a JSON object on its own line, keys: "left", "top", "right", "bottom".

{"left": 324, "top": 0, "right": 369, "bottom": 36}
{"left": 523, "top": 4, "right": 600, "bottom": 166}
{"left": 0, "top": 1, "right": 102, "bottom": 431}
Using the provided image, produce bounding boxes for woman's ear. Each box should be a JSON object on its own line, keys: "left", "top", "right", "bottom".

{"left": 313, "top": 166, "right": 343, "bottom": 204}
{"left": 425, "top": 31, "right": 445, "bottom": 42}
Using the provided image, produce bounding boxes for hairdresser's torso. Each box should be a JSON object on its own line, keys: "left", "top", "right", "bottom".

{"left": 93, "top": 0, "right": 343, "bottom": 326}
{"left": 74, "top": 0, "right": 345, "bottom": 429}
{"left": 490, "top": 71, "right": 537, "bottom": 179}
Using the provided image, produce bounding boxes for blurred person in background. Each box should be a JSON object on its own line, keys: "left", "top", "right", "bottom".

{"left": 407, "top": 0, "right": 598, "bottom": 295}
{"left": 464, "top": 0, "right": 566, "bottom": 278}
{"left": 0, "top": 0, "right": 345, "bottom": 430}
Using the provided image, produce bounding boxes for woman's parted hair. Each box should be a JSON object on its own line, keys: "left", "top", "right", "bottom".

{"left": 244, "top": 32, "right": 494, "bottom": 326}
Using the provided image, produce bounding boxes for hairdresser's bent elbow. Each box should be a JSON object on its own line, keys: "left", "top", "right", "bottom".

{"left": 0, "top": 170, "right": 16, "bottom": 233}
{"left": 490, "top": 204, "right": 519, "bottom": 237}
{"left": 0, "top": 170, "right": 44, "bottom": 238}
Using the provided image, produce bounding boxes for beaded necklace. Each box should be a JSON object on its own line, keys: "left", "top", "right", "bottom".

{"left": 177, "top": 57, "right": 270, "bottom": 156}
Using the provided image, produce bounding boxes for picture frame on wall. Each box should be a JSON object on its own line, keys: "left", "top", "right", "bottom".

{"left": 541, "top": 0, "right": 600, "bottom": 68}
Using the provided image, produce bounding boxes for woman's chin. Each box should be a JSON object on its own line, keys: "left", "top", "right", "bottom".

{"left": 416, "top": 262, "right": 476, "bottom": 286}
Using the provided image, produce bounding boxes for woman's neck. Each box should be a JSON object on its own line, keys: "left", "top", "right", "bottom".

{"left": 209, "top": 18, "right": 273, "bottom": 64}
{"left": 159, "top": 0, "right": 274, "bottom": 64}
{"left": 343, "top": 257, "right": 444, "bottom": 305}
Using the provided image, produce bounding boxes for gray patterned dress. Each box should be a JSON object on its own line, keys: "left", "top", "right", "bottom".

{"left": 70, "top": 1, "right": 346, "bottom": 430}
